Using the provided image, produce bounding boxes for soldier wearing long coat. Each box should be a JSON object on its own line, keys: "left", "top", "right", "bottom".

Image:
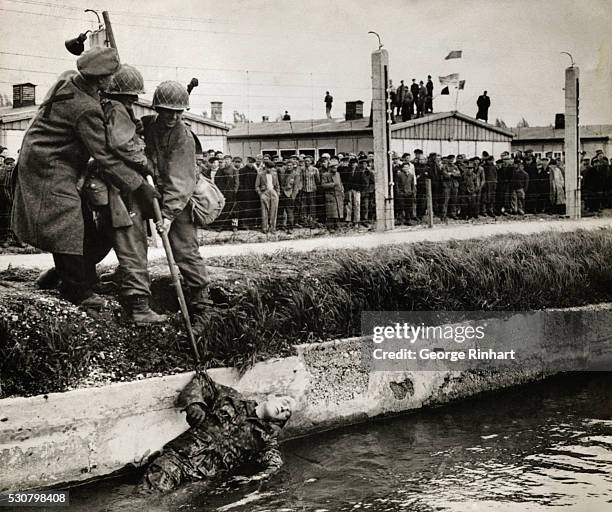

{"left": 11, "top": 48, "right": 146, "bottom": 307}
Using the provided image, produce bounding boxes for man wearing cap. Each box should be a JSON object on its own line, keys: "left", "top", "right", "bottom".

{"left": 300, "top": 155, "right": 319, "bottom": 227}
{"left": 11, "top": 48, "right": 152, "bottom": 310}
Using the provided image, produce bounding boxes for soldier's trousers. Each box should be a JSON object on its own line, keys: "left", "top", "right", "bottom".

{"left": 168, "top": 207, "right": 209, "bottom": 290}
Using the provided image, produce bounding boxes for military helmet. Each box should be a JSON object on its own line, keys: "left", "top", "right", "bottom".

{"left": 106, "top": 64, "right": 145, "bottom": 95}
{"left": 152, "top": 81, "right": 190, "bottom": 110}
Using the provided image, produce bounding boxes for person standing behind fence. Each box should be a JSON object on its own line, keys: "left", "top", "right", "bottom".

{"left": 255, "top": 161, "right": 280, "bottom": 234}
{"left": 360, "top": 158, "right": 375, "bottom": 225}
{"left": 412, "top": 149, "right": 429, "bottom": 219}
{"left": 394, "top": 161, "right": 416, "bottom": 225}
{"left": 278, "top": 158, "right": 301, "bottom": 232}
{"left": 481, "top": 154, "right": 497, "bottom": 217}
{"left": 238, "top": 156, "right": 261, "bottom": 228}
{"left": 319, "top": 156, "right": 344, "bottom": 231}
{"left": 511, "top": 158, "right": 529, "bottom": 215}
{"left": 344, "top": 158, "right": 363, "bottom": 226}
{"left": 324, "top": 91, "right": 333, "bottom": 119}
{"left": 215, "top": 156, "right": 240, "bottom": 230}
{"left": 300, "top": 155, "right": 319, "bottom": 227}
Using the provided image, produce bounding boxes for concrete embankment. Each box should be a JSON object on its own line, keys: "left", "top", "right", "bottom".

{"left": 1, "top": 305, "right": 611, "bottom": 492}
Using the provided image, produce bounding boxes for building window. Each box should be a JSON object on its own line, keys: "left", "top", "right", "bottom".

{"left": 262, "top": 149, "right": 279, "bottom": 158}
{"left": 297, "top": 148, "right": 316, "bottom": 159}
{"left": 280, "top": 149, "right": 297, "bottom": 160}
{"left": 317, "top": 148, "right": 336, "bottom": 159}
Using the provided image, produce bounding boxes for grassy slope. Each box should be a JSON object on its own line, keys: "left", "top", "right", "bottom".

{"left": 1, "top": 228, "right": 612, "bottom": 398}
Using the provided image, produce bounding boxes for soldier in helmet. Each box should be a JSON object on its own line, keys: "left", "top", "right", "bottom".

{"left": 96, "top": 64, "right": 167, "bottom": 323}
{"left": 11, "top": 48, "right": 157, "bottom": 311}
{"left": 142, "top": 81, "right": 211, "bottom": 317}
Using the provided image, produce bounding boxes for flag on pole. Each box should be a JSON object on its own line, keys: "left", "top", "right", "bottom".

{"left": 441, "top": 86, "right": 450, "bottom": 95}
{"left": 439, "top": 73, "right": 460, "bottom": 86}
{"left": 445, "top": 50, "right": 463, "bottom": 60}
{"left": 458, "top": 80, "right": 466, "bottom": 90}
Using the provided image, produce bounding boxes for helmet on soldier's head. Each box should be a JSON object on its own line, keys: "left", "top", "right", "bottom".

{"left": 152, "top": 81, "right": 190, "bottom": 110}
{"left": 106, "top": 64, "right": 145, "bottom": 96}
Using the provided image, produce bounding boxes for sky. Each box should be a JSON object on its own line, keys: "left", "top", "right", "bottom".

{"left": 0, "top": 0, "right": 611, "bottom": 127}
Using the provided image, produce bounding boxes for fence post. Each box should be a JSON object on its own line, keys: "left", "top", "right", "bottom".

{"left": 426, "top": 178, "right": 434, "bottom": 228}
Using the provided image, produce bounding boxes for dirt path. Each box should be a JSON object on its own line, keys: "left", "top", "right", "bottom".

{"left": 1, "top": 216, "right": 610, "bottom": 270}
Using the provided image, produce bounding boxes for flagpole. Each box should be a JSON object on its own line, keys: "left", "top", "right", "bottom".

{"left": 454, "top": 85, "right": 459, "bottom": 111}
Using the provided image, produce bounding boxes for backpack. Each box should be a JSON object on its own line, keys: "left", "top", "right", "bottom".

{"left": 189, "top": 174, "right": 226, "bottom": 226}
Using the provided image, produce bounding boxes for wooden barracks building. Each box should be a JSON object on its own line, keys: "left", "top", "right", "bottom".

{"left": 227, "top": 101, "right": 515, "bottom": 160}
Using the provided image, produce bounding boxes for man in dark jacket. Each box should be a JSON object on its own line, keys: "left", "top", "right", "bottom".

{"left": 511, "top": 160, "right": 529, "bottom": 215}
{"left": 523, "top": 151, "right": 539, "bottom": 213}
{"left": 410, "top": 79, "right": 420, "bottom": 117}
{"left": 481, "top": 155, "right": 498, "bottom": 216}
{"left": 142, "top": 81, "right": 211, "bottom": 315}
{"left": 11, "top": 48, "right": 152, "bottom": 310}
{"left": 238, "top": 157, "right": 261, "bottom": 228}
{"left": 425, "top": 75, "right": 434, "bottom": 113}
{"left": 476, "top": 91, "right": 491, "bottom": 122}
{"left": 395, "top": 80, "right": 408, "bottom": 117}
{"left": 215, "top": 156, "right": 240, "bottom": 230}
{"left": 141, "top": 370, "right": 294, "bottom": 492}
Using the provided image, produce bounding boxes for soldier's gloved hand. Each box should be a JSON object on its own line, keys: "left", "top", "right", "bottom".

{"left": 185, "top": 403, "right": 206, "bottom": 428}
{"left": 136, "top": 182, "right": 161, "bottom": 206}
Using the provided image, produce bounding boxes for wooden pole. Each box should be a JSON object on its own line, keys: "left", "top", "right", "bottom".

{"left": 102, "top": 11, "right": 118, "bottom": 57}
{"left": 426, "top": 178, "right": 434, "bottom": 228}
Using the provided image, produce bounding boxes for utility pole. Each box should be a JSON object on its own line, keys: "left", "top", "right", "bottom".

{"left": 102, "top": 11, "right": 118, "bottom": 57}
{"left": 564, "top": 58, "right": 580, "bottom": 219}
{"left": 371, "top": 47, "right": 394, "bottom": 231}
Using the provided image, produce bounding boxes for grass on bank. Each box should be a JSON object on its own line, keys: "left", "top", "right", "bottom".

{"left": 1, "top": 228, "right": 612, "bottom": 398}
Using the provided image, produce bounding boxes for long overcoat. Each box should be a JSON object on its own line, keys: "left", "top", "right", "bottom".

{"left": 11, "top": 73, "right": 143, "bottom": 255}
{"left": 320, "top": 169, "right": 344, "bottom": 219}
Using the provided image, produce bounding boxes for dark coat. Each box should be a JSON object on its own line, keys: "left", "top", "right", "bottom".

{"left": 476, "top": 94, "right": 491, "bottom": 121}
{"left": 11, "top": 74, "right": 143, "bottom": 255}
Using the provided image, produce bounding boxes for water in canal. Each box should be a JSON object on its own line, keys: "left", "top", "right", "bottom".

{"left": 49, "top": 372, "right": 612, "bottom": 511}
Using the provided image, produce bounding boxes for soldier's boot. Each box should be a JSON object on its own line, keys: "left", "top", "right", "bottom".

{"left": 127, "top": 295, "right": 168, "bottom": 325}
{"left": 36, "top": 267, "right": 60, "bottom": 290}
{"left": 188, "top": 287, "right": 213, "bottom": 317}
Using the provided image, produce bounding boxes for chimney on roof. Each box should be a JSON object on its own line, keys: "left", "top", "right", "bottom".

{"left": 262, "top": 115, "right": 269, "bottom": 122}
{"left": 345, "top": 100, "right": 364, "bottom": 121}
{"left": 13, "top": 83, "right": 36, "bottom": 108}
{"left": 210, "top": 101, "right": 223, "bottom": 122}
{"left": 555, "top": 113, "right": 565, "bottom": 129}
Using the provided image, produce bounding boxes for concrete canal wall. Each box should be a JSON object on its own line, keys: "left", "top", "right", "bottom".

{"left": 1, "top": 305, "right": 611, "bottom": 491}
